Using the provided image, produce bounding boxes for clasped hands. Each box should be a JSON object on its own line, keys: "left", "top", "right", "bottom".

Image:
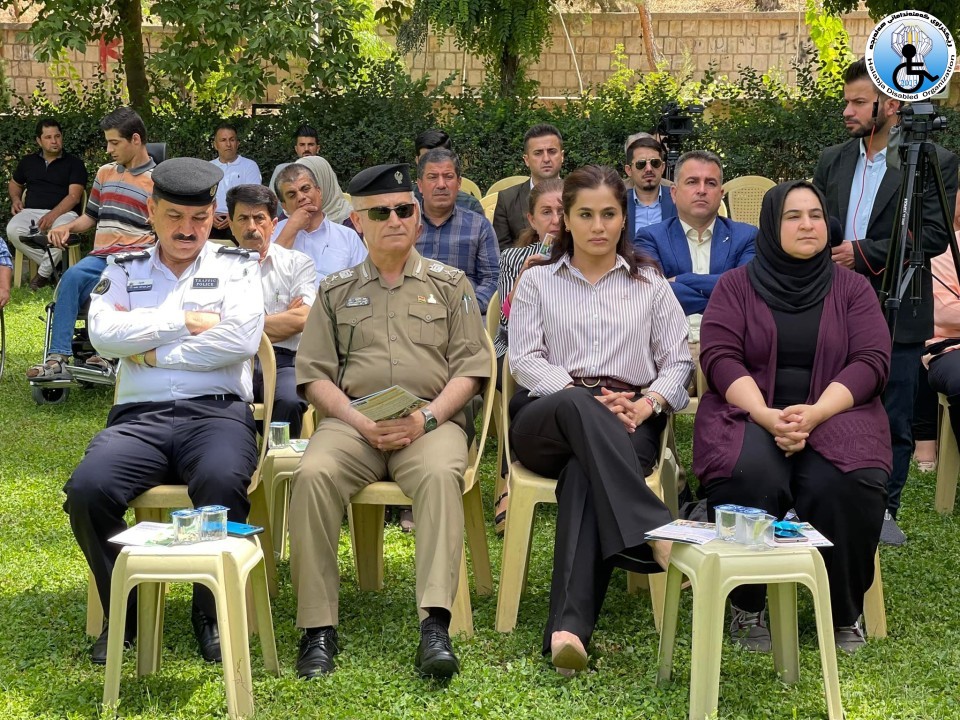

{"left": 756, "top": 404, "right": 824, "bottom": 457}
{"left": 359, "top": 411, "right": 426, "bottom": 451}
{"left": 594, "top": 387, "right": 653, "bottom": 433}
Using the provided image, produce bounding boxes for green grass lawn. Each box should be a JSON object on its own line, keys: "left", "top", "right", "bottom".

{"left": 2, "top": 284, "right": 960, "bottom": 719}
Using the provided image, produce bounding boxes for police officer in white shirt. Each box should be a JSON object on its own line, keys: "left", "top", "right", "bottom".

{"left": 228, "top": 183, "right": 317, "bottom": 437}
{"left": 62, "top": 158, "right": 265, "bottom": 666}
{"left": 271, "top": 163, "right": 366, "bottom": 284}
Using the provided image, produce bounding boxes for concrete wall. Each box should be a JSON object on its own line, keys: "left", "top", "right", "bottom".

{"left": 1, "top": 11, "right": 877, "bottom": 102}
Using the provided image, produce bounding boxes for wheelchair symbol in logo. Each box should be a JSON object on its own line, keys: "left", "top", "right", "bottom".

{"left": 866, "top": 11, "right": 956, "bottom": 101}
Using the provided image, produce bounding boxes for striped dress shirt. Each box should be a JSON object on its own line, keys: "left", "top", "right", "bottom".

{"left": 510, "top": 254, "right": 694, "bottom": 412}
{"left": 494, "top": 243, "right": 540, "bottom": 357}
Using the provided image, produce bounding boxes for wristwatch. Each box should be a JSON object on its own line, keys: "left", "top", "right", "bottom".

{"left": 642, "top": 394, "right": 664, "bottom": 417}
{"left": 421, "top": 408, "right": 438, "bottom": 433}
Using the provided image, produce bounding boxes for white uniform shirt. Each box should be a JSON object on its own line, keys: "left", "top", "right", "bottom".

{"left": 88, "top": 241, "right": 265, "bottom": 404}
{"left": 678, "top": 217, "right": 715, "bottom": 344}
{"left": 209, "top": 155, "right": 261, "bottom": 213}
{"left": 270, "top": 216, "right": 366, "bottom": 286}
{"left": 259, "top": 243, "right": 317, "bottom": 352}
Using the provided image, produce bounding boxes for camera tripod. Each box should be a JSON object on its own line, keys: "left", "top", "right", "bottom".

{"left": 878, "top": 107, "right": 960, "bottom": 337}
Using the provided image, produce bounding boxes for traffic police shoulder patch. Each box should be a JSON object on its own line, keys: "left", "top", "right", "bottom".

{"left": 217, "top": 246, "right": 252, "bottom": 258}
{"left": 91, "top": 277, "right": 111, "bottom": 295}
{"left": 110, "top": 250, "right": 150, "bottom": 265}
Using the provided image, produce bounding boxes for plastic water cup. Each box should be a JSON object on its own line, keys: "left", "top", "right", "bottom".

{"left": 734, "top": 507, "right": 766, "bottom": 545}
{"left": 198, "top": 505, "right": 229, "bottom": 541}
{"left": 742, "top": 513, "right": 776, "bottom": 550}
{"left": 714, "top": 504, "right": 740, "bottom": 541}
{"left": 269, "top": 421, "right": 291, "bottom": 449}
{"left": 171, "top": 509, "right": 202, "bottom": 544}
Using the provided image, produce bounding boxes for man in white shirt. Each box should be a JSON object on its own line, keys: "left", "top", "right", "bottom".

{"left": 634, "top": 150, "right": 757, "bottom": 361}
{"left": 63, "top": 158, "right": 264, "bottom": 666}
{"left": 228, "top": 183, "right": 317, "bottom": 438}
{"left": 209, "top": 122, "right": 261, "bottom": 239}
{"left": 271, "top": 163, "right": 366, "bottom": 285}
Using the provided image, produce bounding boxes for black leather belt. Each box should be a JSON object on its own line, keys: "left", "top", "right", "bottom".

{"left": 192, "top": 394, "right": 243, "bottom": 402}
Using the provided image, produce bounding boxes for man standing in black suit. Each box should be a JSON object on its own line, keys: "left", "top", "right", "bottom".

{"left": 492, "top": 124, "right": 564, "bottom": 249}
{"left": 813, "top": 57, "right": 959, "bottom": 545}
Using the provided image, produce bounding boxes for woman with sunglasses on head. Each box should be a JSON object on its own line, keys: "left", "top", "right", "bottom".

{"left": 693, "top": 180, "right": 891, "bottom": 654}
{"left": 508, "top": 165, "right": 693, "bottom": 676}
{"left": 493, "top": 178, "right": 564, "bottom": 533}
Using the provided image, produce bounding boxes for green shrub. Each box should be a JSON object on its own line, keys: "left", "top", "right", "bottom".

{"left": 3, "top": 54, "right": 960, "bottom": 225}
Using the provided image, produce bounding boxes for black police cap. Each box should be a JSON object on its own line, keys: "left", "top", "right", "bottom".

{"left": 152, "top": 157, "right": 223, "bottom": 206}
{"left": 347, "top": 163, "right": 413, "bottom": 197}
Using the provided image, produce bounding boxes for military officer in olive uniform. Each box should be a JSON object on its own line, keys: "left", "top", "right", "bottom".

{"left": 290, "top": 163, "right": 491, "bottom": 680}
{"left": 63, "top": 157, "right": 264, "bottom": 665}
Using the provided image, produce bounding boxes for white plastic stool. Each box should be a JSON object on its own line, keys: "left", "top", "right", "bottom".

{"left": 657, "top": 541, "right": 843, "bottom": 720}
{"left": 102, "top": 537, "right": 279, "bottom": 720}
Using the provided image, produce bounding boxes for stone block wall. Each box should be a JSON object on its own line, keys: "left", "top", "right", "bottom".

{"left": 0, "top": 12, "right": 900, "bottom": 103}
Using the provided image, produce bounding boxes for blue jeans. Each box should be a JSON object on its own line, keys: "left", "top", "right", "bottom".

{"left": 884, "top": 341, "right": 924, "bottom": 517}
{"left": 50, "top": 255, "right": 107, "bottom": 356}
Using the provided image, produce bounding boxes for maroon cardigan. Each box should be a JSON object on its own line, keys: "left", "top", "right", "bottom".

{"left": 693, "top": 265, "right": 892, "bottom": 483}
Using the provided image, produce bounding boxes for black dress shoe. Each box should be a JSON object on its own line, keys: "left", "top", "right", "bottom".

{"left": 297, "top": 628, "right": 339, "bottom": 679}
{"left": 415, "top": 623, "right": 459, "bottom": 678}
{"left": 91, "top": 623, "right": 134, "bottom": 665}
{"left": 191, "top": 608, "right": 222, "bottom": 663}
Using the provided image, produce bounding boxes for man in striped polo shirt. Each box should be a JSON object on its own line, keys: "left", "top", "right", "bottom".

{"left": 28, "top": 107, "right": 156, "bottom": 381}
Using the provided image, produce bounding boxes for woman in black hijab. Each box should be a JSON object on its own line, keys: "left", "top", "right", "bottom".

{"left": 693, "top": 180, "right": 892, "bottom": 654}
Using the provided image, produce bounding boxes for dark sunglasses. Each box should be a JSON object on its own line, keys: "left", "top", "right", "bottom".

{"left": 632, "top": 158, "right": 664, "bottom": 170}
{"left": 359, "top": 203, "right": 417, "bottom": 222}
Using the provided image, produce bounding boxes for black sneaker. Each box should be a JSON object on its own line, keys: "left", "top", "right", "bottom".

{"left": 880, "top": 511, "right": 906, "bottom": 546}
{"left": 297, "top": 627, "right": 339, "bottom": 679}
{"left": 835, "top": 619, "right": 867, "bottom": 653}
{"left": 729, "top": 604, "right": 771, "bottom": 653}
{"left": 415, "top": 622, "right": 459, "bottom": 678}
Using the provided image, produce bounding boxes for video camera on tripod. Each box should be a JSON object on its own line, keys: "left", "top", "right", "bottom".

{"left": 879, "top": 101, "right": 960, "bottom": 336}
{"left": 656, "top": 102, "right": 704, "bottom": 180}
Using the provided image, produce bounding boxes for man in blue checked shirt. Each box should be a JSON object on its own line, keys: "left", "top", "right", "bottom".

{"left": 415, "top": 148, "right": 499, "bottom": 314}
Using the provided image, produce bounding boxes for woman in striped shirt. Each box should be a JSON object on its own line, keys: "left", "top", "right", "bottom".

{"left": 509, "top": 165, "right": 693, "bottom": 675}
{"left": 493, "top": 177, "right": 563, "bottom": 532}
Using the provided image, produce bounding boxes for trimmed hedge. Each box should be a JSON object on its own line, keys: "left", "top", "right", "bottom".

{"left": 3, "top": 59, "right": 960, "bottom": 224}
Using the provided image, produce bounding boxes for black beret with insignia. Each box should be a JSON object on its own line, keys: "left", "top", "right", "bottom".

{"left": 152, "top": 157, "right": 224, "bottom": 207}
{"left": 347, "top": 163, "right": 413, "bottom": 197}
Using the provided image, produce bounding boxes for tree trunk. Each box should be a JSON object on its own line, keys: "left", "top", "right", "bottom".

{"left": 499, "top": 47, "right": 520, "bottom": 98}
{"left": 116, "top": 0, "right": 150, "bottom": 114}
{"left": 754, "top": 0, "right": 781, "bottom": 10}
{"left": 636, "top": 2, "right": 662, "bottom": 71}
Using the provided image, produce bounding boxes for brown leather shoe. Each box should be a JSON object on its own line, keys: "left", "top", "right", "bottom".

{"left": 28, "top": 273, "right": 53, "bottom": 291}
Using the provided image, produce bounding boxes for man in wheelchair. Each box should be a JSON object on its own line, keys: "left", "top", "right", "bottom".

{"left": 26, "top": 107, "right": 155, "bottom": 382}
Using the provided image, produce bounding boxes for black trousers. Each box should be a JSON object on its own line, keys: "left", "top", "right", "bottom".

{"left": 509, "top": 387, "right": 672, "bottom": 652}
{"left": 702, "top": 422, "right": 887, "bottom": 626}
{"left": 63, "top": 399, "right": 258, "bottom": 625}
{"left": 255, "top": 347, "right": 307, "bottom": 438}
{"left": 912, "top": 362, "right": 939, "bottom": 443}
{"left": 928, "top": 350, "right": 960, "bottom": 445}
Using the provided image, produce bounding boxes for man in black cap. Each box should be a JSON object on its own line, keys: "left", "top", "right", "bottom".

{"left": 289, "top": 162, "right": 491, "bottom": 679}
{"left": 62, "top": 157, "right": 265, "bottom": 664}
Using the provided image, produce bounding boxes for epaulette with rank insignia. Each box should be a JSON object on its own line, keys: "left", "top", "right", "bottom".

{"left": 426, "top": 261, "right": 464, "bottom": 284}
{"left": 320, "top": 267, "right": 357, "bottom": 292}
{"left": 108, "top": 250, "right": 150, "bottom": 265}
{"left": 216, "top": 246, "right": 253, "bottom": 259}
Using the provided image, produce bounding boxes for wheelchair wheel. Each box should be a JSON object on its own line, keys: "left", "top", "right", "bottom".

{"left": 31, "top": 385, "right": 69, "bottom": 405}
{"left": 0, "top": 308, "right": 5, "bottom": 380}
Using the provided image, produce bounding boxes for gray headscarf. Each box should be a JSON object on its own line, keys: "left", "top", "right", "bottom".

{"left": 295, "top": 156, "right": 353, "bottom": 225}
